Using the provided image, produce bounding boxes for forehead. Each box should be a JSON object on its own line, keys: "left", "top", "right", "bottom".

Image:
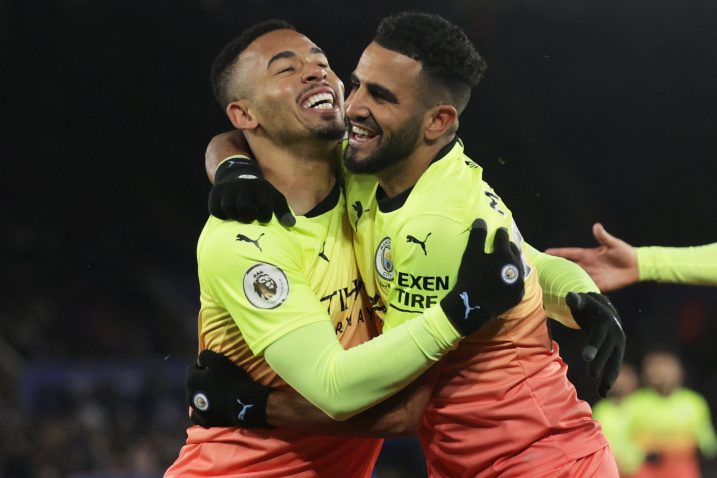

{"left": 354, "top": 42, "right": 423, "bottom": 91}
{"left": 241, "top": 29, "right": 322, "bottom": 65}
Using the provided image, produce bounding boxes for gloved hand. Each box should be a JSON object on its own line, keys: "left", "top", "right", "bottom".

{"left": 441, "top": 220, "right": 525, "bottom": 336}
{"left": 567, "top": 292, "right": 625, "bottom": 397}
{"left": 187, "top": 349, "right": 273, "bottom": 429}
{"left": 208, "top": 157, "right": 295, "bottom": 226}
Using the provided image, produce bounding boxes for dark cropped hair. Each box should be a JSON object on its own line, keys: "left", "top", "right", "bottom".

{"left": 374, "top": 12, "right": 486, "bottom": 112}
{"left": 210, "top": 19, "right": 296, "bottom": 107}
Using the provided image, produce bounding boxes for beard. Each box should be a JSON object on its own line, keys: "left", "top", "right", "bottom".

{"left": 311, "top": 121, "right": 346, "bottom": 141}
{"left": 343, "top": 115, "right": 423, "bottom": 175}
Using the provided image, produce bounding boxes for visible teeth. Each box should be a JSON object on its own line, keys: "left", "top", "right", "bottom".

{"left": 352, "top": 125, "right": 371, "bottom": 136}
{"left": 302, "top": 92, "right": 334, "bottom": 109}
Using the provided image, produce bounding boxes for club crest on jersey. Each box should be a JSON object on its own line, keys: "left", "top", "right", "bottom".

{"left": 243, "top": 263, "right": 289, "bottom": 309}
{"left": 375, "top": 236, "right": 394, "bottom": 281}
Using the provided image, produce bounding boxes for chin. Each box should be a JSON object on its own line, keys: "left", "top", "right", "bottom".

{"left": 313, "top": 123, "right": 346, "bottom": 141}
{"left": 344, "top": 150, "right": 382, "bottom": 174}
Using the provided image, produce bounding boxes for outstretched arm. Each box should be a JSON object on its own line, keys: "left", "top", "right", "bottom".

{"left": 546, "top": 223, "right": 717, "bottom": 290}
{"left": 637, "top": 242, "right": 717, "bottom": 287}
{"left": 544, "top": 223, "right": 638, "bottom": 292}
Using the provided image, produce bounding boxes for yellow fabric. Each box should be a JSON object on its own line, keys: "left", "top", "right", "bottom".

{"left": 197, "top": 187, "right": 461, "bottom": 419}
{"left": 345, "top": 139, "right": 543, "bottom": 331}
{"left": 593, "top": 398, "right": 644, "bottom": 474}
{"left": 623, "top": 387, "right": 717, "bottom": 457}
{"left": 526, "top": 244, "right": 600, "bottom": 329}
{"left": 637, "top": 243, "right": 717, "bottom": 286}
{"left": 264, "top": 306, "right": 460, "bottom": 420}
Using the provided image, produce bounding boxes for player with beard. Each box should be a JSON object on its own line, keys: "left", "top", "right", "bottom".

{"left": 339, "top": 13, "right": 618, "bottom": 476}
{"left": 166, "top": 19, "right": 530, "bottom": 478}
{"left": 191, "top": 13, "right": 623, "bottom": 478}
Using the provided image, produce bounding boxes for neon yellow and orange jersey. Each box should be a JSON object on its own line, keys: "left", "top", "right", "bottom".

{"left": 345, "top": 138, "right": 608, "bottom": 477}
{"left": 592, "top": 398, "right": 644, "bottom": 475}
{"left": 166, "top": 183, "right": 383, "bottom": 478}
{"left": 623, "top": 387, "right": 717, "bottom": 459}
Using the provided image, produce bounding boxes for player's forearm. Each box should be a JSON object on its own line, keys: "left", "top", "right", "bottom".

{"left": 636, "top": 243, "right": 717, "bottom": 286}
{"left": 205, "top": 130, "right": 252, "bottom": 183}
{"left": 264, "top": 307, "right": 460, "bottom": 421}
{"left": 267, "top": 371, "right": 433, "bottom": 437}
{"left": 525, "top": 242, "right": 599, "bottom": 329}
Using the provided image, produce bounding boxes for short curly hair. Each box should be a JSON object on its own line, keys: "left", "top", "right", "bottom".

{"left": 374, "top": 12, "right": 486, "bottom": 113}
{"left": 210, "top": 19, "right": 296, "bottom": 108}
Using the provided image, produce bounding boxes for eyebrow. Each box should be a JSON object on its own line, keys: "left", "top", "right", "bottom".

{"left": 350, "top": 72, "right": 399, "bottom": 104}
{"left": 267, "top": 47, "right": 327, "bottom": 69}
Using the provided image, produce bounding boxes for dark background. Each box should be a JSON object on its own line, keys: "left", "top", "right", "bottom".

{"left": 2, "top": 0, "right": 717, "bottom": 476}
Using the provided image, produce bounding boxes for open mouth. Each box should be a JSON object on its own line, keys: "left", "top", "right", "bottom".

{"left": 348, "top": 122, "right": 380, "bottom": 144}
{"left": 299, "top": 88, "right": 338, "bottom": 113}
{"left": 302, "top": 92, "right": 335, "bottom": 110}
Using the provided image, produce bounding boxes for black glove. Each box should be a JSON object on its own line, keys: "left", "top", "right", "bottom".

{"left": 645, "top": 451, "right": 663, "bottom": 465}
{"left": 441, "top": 220, "right": 525, "bottom": 336}
{"left": 567, "top": 292, "right": 625, "bottom": 398}
{"left": 208, "top": 157, "right": 295, "bottom": 226}
{"left": 187, "top": 349, "right": 273, "bottom": 429}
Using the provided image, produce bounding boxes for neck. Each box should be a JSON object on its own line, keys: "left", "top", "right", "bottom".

{"left": 376, "top": 135, "right": 454, "bottom": 198}
{"left": 247, "top": 135, "right": 338, "bottom": 215}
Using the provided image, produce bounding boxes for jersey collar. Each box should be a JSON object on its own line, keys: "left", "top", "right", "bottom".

{"left": 304, "top": 180, "right": 341, "bottom": 218}
{"left": 376, "top": 137, "right": 461, "bottom": 213}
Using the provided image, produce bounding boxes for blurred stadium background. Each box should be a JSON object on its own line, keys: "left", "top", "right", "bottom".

{"left": 2, "top": 0, "right": 717, "bottom": 476}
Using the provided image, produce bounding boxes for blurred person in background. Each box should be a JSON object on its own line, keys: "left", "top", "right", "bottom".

{"left": 593, "top": 363, "right": 643, "bottom": 477}
{"left": 620, "top": 348, "right": 717, "bottom": 478}
{"left": 546, "top": 223, "right": 717, "bottom": 292}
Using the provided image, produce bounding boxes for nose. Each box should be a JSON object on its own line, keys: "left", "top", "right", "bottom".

{"left": 302, "top": 62, "right": 327, "bottom": 83}
{"left": 345, "top": 87, "right": 368, "bottom": 120}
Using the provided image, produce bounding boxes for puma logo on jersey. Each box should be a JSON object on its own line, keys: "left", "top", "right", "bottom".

{"left": 484, "top": 190, "right": 506, "bottom": 216}
{"left": 318, "top": 241, "right": 330, "bottom": 262}
{"left": 236, "top": 399, "right": 254, "bottom": 421}
{"left": 236, "top": 233, "right": 265, "bottom": 251}
{"left": 369, "top": 293, "right": 387, "bottom": 312}
{"left": 459, "top": 291, "right": 481, "bottom": 320}
{"left": 352, "top": 201, "right": 370, "bottom": 230}
{"left": 406, "top": 233, "right": 431, "bottom": 255}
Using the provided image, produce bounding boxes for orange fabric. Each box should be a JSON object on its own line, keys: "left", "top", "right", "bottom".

{"left": 165, "top": 427, "right": 381, "bottom": 478}
{"left": 419, "top": 273, "right": 608, "bottom": 478}
{"left": 167, "top": 292, "right": 383, "bottom": 478}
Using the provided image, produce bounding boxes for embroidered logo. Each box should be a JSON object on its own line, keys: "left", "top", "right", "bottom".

{"left": 243, "top": 263, "right": 289, "bottom": 309}
{"left": 374, "top": 237, "right": 394, "bottom": 281}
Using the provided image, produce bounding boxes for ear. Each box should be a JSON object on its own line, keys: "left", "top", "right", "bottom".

{"left": 226, "top": 100, "right": 258, "bottom": 131}
{"left": 424, "top": 105, "right": 458, "bottom": 141}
